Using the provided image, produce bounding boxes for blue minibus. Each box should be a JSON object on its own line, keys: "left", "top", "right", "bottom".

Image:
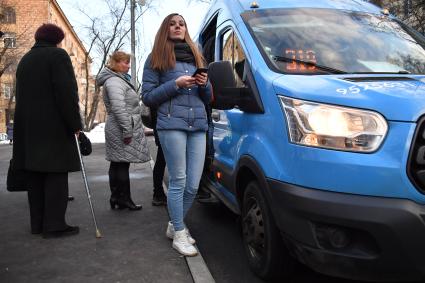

{"left": 197, "top": 0, "right": 425, "bottom": 281}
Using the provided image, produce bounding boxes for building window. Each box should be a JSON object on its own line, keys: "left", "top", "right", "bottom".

{"left": 1, "top": 83, "right": 13, "bottom": 99}
{"left": 1, "top": 7, "right": 16, "bottom": 24}
{"left": 3, "top": 32, "right": 16, "bottom": 48}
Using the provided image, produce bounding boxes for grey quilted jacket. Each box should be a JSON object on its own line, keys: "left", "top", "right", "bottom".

{"left": 96, "top": 67, "right": 150, "bottom": 163}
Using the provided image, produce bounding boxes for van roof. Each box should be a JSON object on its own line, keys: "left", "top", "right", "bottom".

{"left": 236, "top": 0, "right": 382, "bottom": 14}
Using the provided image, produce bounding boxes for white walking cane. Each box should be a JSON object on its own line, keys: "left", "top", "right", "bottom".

{"left": 75, "top": 134, "right": 102, "bottom": 238}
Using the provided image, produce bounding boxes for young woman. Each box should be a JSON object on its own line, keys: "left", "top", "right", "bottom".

{"left": 142, "top": 13, "right": 212, "bottom": 256}
{"left": 97, "top": 51, "right": 150, "bottom": 211}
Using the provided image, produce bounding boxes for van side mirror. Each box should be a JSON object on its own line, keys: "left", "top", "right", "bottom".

{"left": 208, "top": 61, "right": 238, "bottom": 110}
{"left": 208, "top": 61, "right": 264, "bottom": 113}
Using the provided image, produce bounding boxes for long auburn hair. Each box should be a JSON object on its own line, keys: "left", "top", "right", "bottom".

{"left": 150, "top": 13, "right": 205, "bottom": 72}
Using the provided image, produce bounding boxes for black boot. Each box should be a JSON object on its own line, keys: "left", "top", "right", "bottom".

{"left": 109, "top": 187, "right": 122, "bottom": 210}
{"left": 116, "top": 197, "right": 142, "bottom": 210}
{"left": 196, "top": 186, "right": 211, "bottom": 200}
{"left": 110, "top": 189, "right": 141, "bottom": 210}
{"left": 119, "top": 181, "right": 142, "bottom": 211}
{"left": 152, "top": 189, "right": 167, "bottom": 206}
{"left": 43, "top": 225, "right": 79, "bottom": 239}
{"left": 109, "top": 162, "right": 122, "bottom": 210}
{"left": 109, "top": 161, "right": 141, "bottom": 210}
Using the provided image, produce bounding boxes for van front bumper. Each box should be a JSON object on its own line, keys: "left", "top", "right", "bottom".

{"left": 267, "top": 179, "right": 425, "bottom": 282}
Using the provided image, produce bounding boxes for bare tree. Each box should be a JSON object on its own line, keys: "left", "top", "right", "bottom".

{"left": 82, "top": 25, "right": 99, "bottom": 131}
{"left": 75, "top": 0, "right": 153, "bottom": 130}
{"left": 400, "top": 0, "right": 425, "bottom": 34}
{"left": 135, "top": 22, "right": 150, "bottom": 93}
{"left": 373, "top": 0, "right": 425, "bottom": 35}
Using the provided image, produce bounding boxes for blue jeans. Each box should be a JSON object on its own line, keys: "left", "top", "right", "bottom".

{"left": 158, "top": 130, "right": 206, "bottom": 231}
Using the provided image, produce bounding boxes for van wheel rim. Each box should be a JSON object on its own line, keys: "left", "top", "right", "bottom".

{"left": 243, "top": 197, "right": 265, "bottom": 261}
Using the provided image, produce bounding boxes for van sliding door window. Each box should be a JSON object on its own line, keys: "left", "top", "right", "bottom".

{"left": 221, "top": 29, "right": 247, "bottom": 87}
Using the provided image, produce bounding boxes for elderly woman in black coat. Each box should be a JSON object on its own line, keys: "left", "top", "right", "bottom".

{"left": 13, "top": 24, "right": 83, "bottom": 238}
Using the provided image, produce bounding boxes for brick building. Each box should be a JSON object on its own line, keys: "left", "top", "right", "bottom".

{"left": 0, "top": 0, "right": 105, "bottom": 134}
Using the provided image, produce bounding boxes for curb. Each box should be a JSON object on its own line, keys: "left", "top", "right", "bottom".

{"left": 148, "top": 158, "right": 215, "bottom": 283}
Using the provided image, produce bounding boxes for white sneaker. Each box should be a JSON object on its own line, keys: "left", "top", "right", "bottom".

{"left": 166, "top": 221, "right": 196, "bottom": 244}
{"left": 172, "top": 230, "right": 198, "bottom": 256}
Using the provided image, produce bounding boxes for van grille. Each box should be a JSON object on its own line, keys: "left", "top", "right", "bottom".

{"left": 407, "top": 117, "right": 425, "bottom": 194}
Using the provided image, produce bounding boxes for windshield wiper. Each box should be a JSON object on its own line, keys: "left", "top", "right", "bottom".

{"left": 272, "top": 55, "right": 348, "bottom": 74}
{"left": 351, "top": 70, "right": 411, "bottom": 74}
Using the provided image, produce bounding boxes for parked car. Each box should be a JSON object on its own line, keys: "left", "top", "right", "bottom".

{"left": 197, "top": 0, "right": 425, "bottom": 281}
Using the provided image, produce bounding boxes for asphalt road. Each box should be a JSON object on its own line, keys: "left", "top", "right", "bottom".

{"left": 147, "top": 136, "right": 419, "bottom": 283}
{"left": 185, "top": 199, "right": 362, "bottom": 283}
{"left": 146, "top": 136, "right": 350, "bottom": 283}
{"left": 0, "top": 142, "right": 193, "bottom": 283}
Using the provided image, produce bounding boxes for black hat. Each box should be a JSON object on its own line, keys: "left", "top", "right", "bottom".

{"left": 34, "top": 23, "right": 65, "bottom": 45}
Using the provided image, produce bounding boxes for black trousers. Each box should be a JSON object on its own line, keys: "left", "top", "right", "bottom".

{"left": 27, "top": 171, "right": 69, "bottom": 233}
{"left": 109, "top": 161, "right": 131, "bottom": 199}
{"left": 153, "top": 143, "right": 166, "bottom": 195}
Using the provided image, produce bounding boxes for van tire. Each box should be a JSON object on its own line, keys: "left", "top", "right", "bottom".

{"left": 242, "top": 181, "right": 293, "bottom": 280}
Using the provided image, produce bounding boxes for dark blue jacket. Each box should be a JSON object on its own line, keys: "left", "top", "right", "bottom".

{"left": 141, "top": 55, "right": 212, "bottom": 132}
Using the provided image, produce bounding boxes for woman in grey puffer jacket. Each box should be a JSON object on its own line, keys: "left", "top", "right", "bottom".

{"left": 97, "top": 51, "right": 150, "bottom": 211}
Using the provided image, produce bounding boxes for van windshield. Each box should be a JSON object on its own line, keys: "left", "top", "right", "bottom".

{"left": 242, "top": 8, "right": 425, "bottom": 75}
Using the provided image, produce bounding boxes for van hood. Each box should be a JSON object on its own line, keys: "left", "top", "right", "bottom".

{"left": 272, "top": 75, "right": 425, "bottom": 122}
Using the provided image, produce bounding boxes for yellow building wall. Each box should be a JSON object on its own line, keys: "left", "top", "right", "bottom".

{"left": 0, "top": 0, "right": 105, "bottom": 134}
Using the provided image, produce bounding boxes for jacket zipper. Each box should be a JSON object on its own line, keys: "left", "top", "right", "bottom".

{"left": 167, "top": 100, "right": 171, "bottom": 118}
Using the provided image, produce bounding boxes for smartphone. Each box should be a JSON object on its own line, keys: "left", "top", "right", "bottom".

{"left": 192, "top": 68, "right": 208, "bottom": 77}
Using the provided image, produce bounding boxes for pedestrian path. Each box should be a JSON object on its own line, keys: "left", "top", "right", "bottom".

{"left": 0, "top": 144, "right": 192, "bottom": 283}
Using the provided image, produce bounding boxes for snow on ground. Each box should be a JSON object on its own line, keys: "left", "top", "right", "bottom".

{"left": 86, "top": 123, "right": 106, "bottom": 143}
{"left": 0, "top": 123, "right": 107, "bottom": 145}
{"left": 0, "top": 133, "right": 10, "bottom": 144}
{"left": 1, "top": 122, "right": 152, "bottom": 145}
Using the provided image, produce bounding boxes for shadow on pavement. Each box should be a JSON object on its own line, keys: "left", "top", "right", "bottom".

{"left": 0, "top": 144, "right": 192, "bottom": 283}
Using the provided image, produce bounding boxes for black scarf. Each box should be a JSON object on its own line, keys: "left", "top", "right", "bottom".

{"left": 174, "top": 42, "right": 195, "bottom": 63}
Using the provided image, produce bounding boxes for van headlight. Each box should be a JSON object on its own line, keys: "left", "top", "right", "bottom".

{"left": 280, "top": 96, "right": 388, "bottom": 152}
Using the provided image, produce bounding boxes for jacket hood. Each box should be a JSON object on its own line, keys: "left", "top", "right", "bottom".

{"left": 273, "top": 75, "right": 425, "bottom": 122}
{"left": 96, "top": 67, "right": 125, "bottom": 87}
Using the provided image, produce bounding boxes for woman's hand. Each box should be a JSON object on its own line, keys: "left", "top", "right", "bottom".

{"left": 175, "top": 76, "right": 196, "bottom": 89}
{"left": 194, "top": 72, "right": 208, "bottom": 87}
{"left": 123, "top": 137, "right": 132, "bottom": 145}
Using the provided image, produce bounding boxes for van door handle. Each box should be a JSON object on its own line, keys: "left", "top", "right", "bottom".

{"left": 212, "top": 112, "right": 220, "bottom": 122}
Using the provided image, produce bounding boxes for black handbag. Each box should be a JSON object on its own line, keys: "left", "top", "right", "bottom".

{"left": 78, "top": 132, "right": 92, "bottom": 156}
{"left": 6, "top": 159, "right": 29, "bottom": 192}
{"left": 141, "top": 103, "right": 153, "bottom": 129}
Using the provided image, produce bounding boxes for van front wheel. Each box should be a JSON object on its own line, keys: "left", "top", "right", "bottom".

{"left": 242, "top": 181, "right": 293, "bottom": 280}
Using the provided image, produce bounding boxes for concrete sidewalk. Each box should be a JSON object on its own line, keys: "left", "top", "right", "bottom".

{"left": 0, "top": 143, "right": 192, "bottom": 283}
